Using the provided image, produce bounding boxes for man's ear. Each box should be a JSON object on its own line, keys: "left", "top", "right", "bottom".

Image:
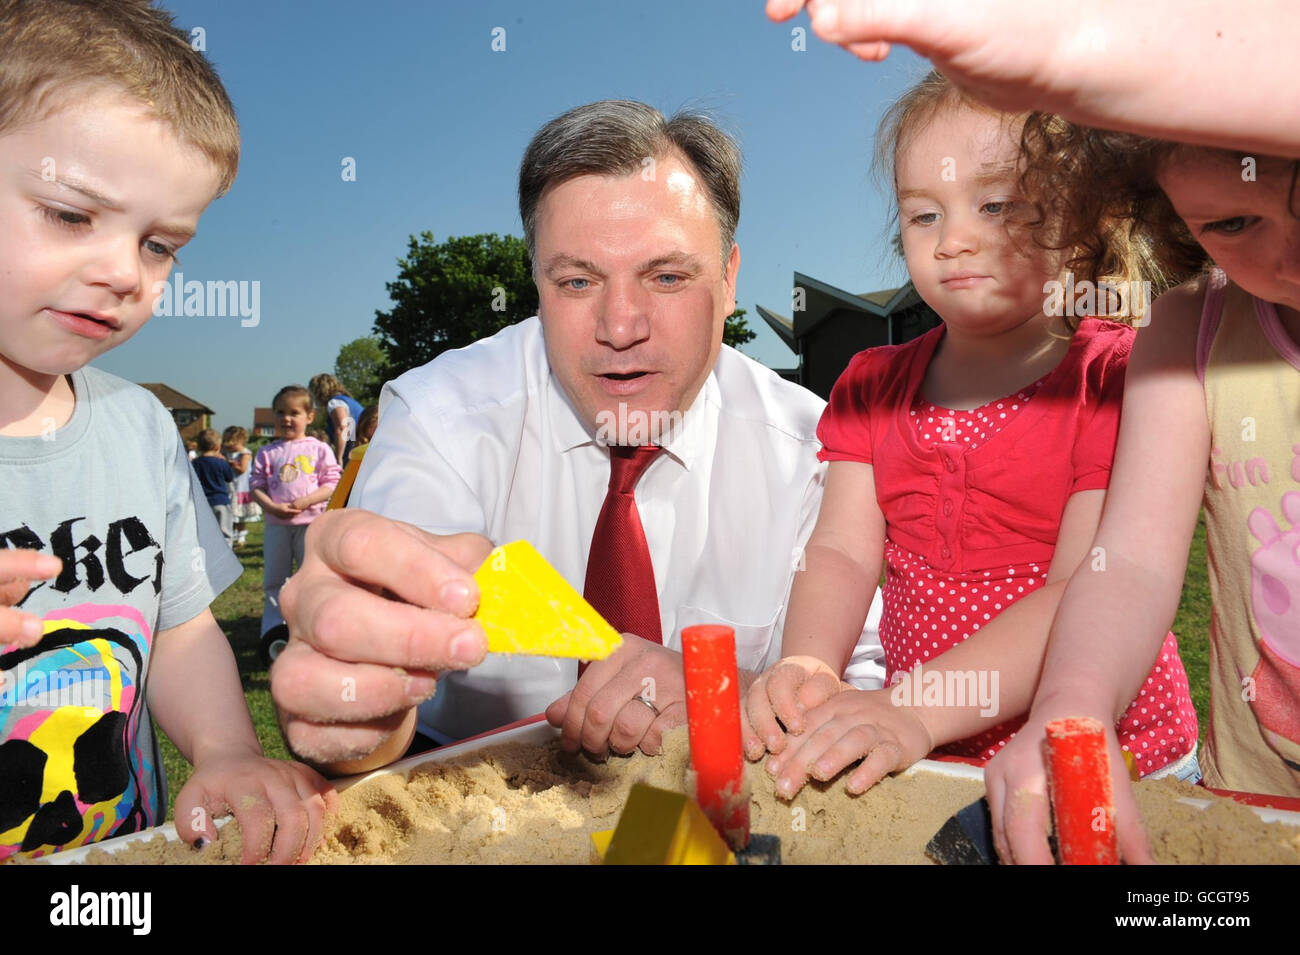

{"left": 723, "top": 243, "right": 740, "bottom": 313}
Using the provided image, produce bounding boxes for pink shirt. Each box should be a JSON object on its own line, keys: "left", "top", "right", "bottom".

{"left": 249, "top": 437, "right": 341, "bottom": 525}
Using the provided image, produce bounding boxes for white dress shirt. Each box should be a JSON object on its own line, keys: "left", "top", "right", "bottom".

{"left": 353, "top": 317, "right": 884, "bottom": 742}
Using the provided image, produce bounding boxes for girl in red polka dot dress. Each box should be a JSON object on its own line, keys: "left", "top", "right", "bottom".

{"left": 743, "top": 72, "right": 1198, "bottom": 798}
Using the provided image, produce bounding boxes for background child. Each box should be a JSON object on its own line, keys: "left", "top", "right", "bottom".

{"left": 987, "top": 127, "right": 1300, "bottom": 860}
{"left": 222, "top": 425, "right": 257, "bottom": 547}
{"left": 745, "top": 72, "right": 1198, "bottom": 798}
{"left": 250, "top": 385, "right": 340, "bottom": 662}
{"left": 0, "top": 0, "right": 332, "bottom": 863}
{"left": 191, "top": 427, "right": 235, "bottom": 547}
{"left": 309, "top": 373, "right": 363, "bottom": 467}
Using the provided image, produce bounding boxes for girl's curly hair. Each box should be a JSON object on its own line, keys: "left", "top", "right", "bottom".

{"left": 1017, "top": 115, "right": 1212, "bottom": 298}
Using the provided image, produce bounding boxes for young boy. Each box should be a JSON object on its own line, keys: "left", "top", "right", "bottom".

{"left": 192, "top": 428, "right": 236, "bottom": 547}
{"left": 0, "top": 0, "right": 334, "bottom": 863}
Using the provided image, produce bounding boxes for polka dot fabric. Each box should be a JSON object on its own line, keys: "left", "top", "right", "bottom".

{"left": 880, "top": 384, "right": 1198, "bottom": 774}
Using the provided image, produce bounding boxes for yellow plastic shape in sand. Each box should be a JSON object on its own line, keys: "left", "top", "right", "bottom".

{"left": 600, "top": 784, "right": 736, "bottom": 866}
{"left": 473, "top": 540, "right": 623, "bottom": 660}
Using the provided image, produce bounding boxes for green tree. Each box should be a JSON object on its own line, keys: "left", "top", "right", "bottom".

{"left": 373, "top": 232, "right": 538, "bottom": 378}
{"left": 334, "top": 336, "right": 389, "bottom": 406}
{"left": 724, "top": 305, "right": 756, "bottom": 349}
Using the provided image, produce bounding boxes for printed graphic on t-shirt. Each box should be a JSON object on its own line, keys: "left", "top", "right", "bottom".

{"left": 277, "top": 454, "right": 315, "bottom": 486}
{"left": 0, "top": 514, "right": 167, "bottom": 859}
{"left": 1245, "top": 490, "right": 1300, "bottom": 773}
{"left": 0, "top": 606, "right": 157, "bottom": 860}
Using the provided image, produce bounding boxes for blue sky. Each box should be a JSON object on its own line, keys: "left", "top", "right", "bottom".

{"left": 94, "top": 0, "right": 929, "bottom": 432}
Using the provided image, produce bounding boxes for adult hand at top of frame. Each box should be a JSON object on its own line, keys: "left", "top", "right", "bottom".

{"left": 766, "top": 0, "right": 1120, "bottom": 112}
{"left": 0, "top": 549, "right": 62, "bottom": 650}
{"left": 271, "top": 509, "right": 493, "bottom": 767}
{"left": 984, "top": 704, "right": 1156, "bottom": 865}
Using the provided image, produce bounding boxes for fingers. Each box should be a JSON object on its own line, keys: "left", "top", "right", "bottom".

{"left": 0, "top": 605, "right": 46, "bottom": 650}
{"left": 739, "top": 686, "right": 765, "bottom": 761}
{"left": 845, "top": 40, "right": 892, "bottom": 61}
{"left": 844, "top": 735, "right": 904, "bottom": 794}
{"left": 558, "top": 654, "right": 621, "bottom": 754}
{"left": 1113, "top": 758, "right": 1157, "bottom": 865}
{"left": 771, "top": 718, "right": 879, "bottom": 799}
{"left": 270, "top": 639, "right": 436, "bottom": 723}
{"left": 639, "top": 701, "right": 686, "bottom": 756}
{"left": 280, "top": 707, "right": 414, "bottom": 768}
{"left": 0, "top": 551, "right": 61, "bottom": 649}
{"left": 744, "top": 675, "right": 787, "bottom": 757}
{"left": 607, "top": 697, "right": 657, "bottom": 755}
{"left": 765, "top": 0, "right": 809, "bottom": 21}
{"left": 766, "top": 663, "right": 808, "bottom": 736}
{"left": 795, "top": 671, "right": 840, "bottom": 712}
{"left": 579, "top": 666, "right": 647, "bottom": 755}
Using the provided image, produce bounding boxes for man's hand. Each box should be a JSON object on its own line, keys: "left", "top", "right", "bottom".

{"left": 763, "top": 687, "right": 933, "bottom": 799}
{"left": 545, "top": 634, "right": 692, "bottom": 757}
{"left": 271, "top": 509, "right": 493, "bottom": 770}
{"left": 0, "top": 550, "right": 62, "bottom": 650}
{"left": 742, "top": 655, "right": 842, "bottom": 760}
{"left": 985, "top": 705, "right": 1155, "bottom": 865}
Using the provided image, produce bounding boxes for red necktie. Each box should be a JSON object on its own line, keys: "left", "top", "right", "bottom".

{"left": 583, "top": 445, "right": 664, "bottom": 665}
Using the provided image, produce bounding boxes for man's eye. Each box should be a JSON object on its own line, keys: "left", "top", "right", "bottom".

{"left": 655, "top": 274, "right": 682, "bottom": 286}
{"left": 562, "top": 278, "right": 590, "bottom": 291}
{"left": 1202, "top": 216, "right": 1253, "bottom": 235}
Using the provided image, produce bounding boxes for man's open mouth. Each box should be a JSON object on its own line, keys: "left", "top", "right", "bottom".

{"left": 600, "top": 371, "right": 649, "bottom": 380}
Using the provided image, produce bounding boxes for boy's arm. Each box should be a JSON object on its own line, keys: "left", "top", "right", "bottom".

{"left": 148, "top": 608, "right": 335, "bottom": 864}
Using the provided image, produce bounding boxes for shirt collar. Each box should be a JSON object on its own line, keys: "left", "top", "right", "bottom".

{"left": 546, "top": 368, "right": 719, "bottom": 472}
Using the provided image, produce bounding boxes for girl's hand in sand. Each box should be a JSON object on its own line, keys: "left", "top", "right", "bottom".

{"left": 984, "top": 701, "right": 1156, "bottom": 865}
{"left": 175, "top": 750, "right": 338, "bottom": 865}
{"left": 742, "top": 655, "right": 841, "bottom": 760}
{"left": 272, "top": 510, "right": 492, "bottom": 771}
{"left": 0, "top": 550, "right": 62, "bottom": 650}
{"left": 764, "top": 687, "right": 933, "bottom": 799}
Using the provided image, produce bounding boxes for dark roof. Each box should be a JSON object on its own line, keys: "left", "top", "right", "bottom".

{"left": 137, "top": 383, "right": 214, "bottom": 415}
{"left": 758, "top": 274, "right": 923, "bottom": 350}
{"left": 253, "top": 407, "right": 276, "bottom": 427}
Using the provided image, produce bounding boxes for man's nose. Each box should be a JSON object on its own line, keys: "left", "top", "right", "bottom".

{"left": 596, "top": 278, "right": 651, "bottom": 349}
{"left": 81, "top": 235, "right": 142, "bottom": 297}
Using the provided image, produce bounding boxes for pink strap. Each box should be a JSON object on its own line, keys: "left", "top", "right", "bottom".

{"left": 1195, "top": 268, "right": 1229, "bottom": 383}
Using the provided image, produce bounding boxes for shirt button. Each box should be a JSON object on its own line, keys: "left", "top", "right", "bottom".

{"left": 943, "top": 500, "right": 953, "bottom": 516}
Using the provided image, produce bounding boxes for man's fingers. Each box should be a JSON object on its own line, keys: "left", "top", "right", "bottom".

{"left": 280, "top": 708, "right": 415, "bottom": 768}
{"left": 640, "top": 702, "right": 686, "bottom": 756}
{"left": 579, "top": 666, "right": 644, "bottom": 755}
{"left": 845, "top": 40, "right": 892, "bottom": 61}
{"left": 0, "top": 607, "right": 46, "bottom": 649}
{"left": 270, "top": 639, "right": 436, "bottom": 722}
{"left": 284, "top": 574, "right": 486, "bottom": 670}
{"left": 559, "top": 656, "right": 619, "bottom": 753}
{"left": 302, "top": 510, "right": 485, "bottom": 616}
{"left": 607, "top": 697, "right": 656, "bottom": 755}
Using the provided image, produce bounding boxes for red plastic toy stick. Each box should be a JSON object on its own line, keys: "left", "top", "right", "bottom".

{"left": 681, "top": 624, "right": 750, "bottom": 850}
{"left": 1044, "top": 717, "right": 1119, "bottom": 865}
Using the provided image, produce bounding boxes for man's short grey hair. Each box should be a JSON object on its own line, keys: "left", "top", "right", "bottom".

{"left": 518, "top": 99, "right": 742, "bottom": 268}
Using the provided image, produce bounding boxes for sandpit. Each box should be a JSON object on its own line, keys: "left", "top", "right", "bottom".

{"left": 74, "top": 727, "right": 1300, "bottom": 865}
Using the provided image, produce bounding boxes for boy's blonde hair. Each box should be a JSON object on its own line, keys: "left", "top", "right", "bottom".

{"left": 0, "top": 0, "right": 239, "bottom": 195}
{"left": 196, "top": 427, "right": 220, "bottom": 452}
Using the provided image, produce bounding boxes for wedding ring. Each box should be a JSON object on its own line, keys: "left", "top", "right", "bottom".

{"left": 632, "top": 694, "right": 660, "bottom": 716}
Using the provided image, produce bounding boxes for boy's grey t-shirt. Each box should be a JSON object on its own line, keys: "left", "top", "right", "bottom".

{"left": 0, "top": 366, "right": 241, "bottom": 859}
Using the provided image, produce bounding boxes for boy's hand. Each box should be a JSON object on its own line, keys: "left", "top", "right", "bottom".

{"left": 742, "top": 655, "right": 841, "bottom": 760}
{"left": 985, "top": 704, "right": 1155, "bottom": 865}
{"left": 174, "top": 750, "right": 338, "bottom": 865}
{"left": 764, "top": 687, "right": 933, "bottom": 799}
{"left": 272, "top": 510, "right": 492, "bottom": 769}
{"left": 0, "top": 550, "right": 63, "bottom": 649}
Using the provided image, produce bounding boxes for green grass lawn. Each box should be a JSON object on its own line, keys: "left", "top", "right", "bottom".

{"left": 156, "top": 512, "right": 1216, "bottom": 821}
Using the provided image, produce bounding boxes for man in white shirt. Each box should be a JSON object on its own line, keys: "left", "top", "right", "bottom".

{"left": 272, "top": 100, "right": 882, "bottom": 774}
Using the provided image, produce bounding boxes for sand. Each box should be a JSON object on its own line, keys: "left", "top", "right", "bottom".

{"left": 76, "top": 728, "right": 1300, "bottom": 864}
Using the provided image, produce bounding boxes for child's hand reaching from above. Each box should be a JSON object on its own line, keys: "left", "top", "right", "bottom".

{"left": 742, "top": 655, "right": 843, "bottom": 760}
{"left": 0, "top": 550, "right": 62, "bottom": 650}
{"left": 764, "top": 687, "right": 934, "bottom": 799}
{"left": 174, "top": 748, "right": 338, "bottom": 865}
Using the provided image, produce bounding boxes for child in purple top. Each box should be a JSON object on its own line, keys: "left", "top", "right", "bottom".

{"left": 250, "top": 386, "right": 340, "bottom": 651}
